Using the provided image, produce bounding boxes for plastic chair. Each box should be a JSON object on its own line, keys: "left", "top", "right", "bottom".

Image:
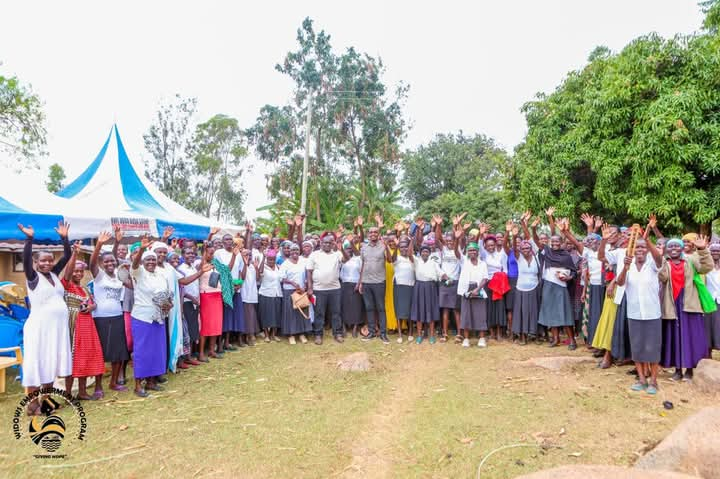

{"left": 0, "top": 317, "right": 23, "bottom": 391}
{"left": 8, "top": 304, "right": 29, "bottom": 320}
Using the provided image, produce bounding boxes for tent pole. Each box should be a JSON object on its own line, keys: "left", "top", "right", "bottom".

{"left": 300, "top": 93, "right": 313, "bottom": 238}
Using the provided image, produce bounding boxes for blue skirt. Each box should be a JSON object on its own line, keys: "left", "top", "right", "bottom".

{"left": 222, "top": 292, "right": 245, "bottom": 333}
{"left": 131, "top": 318, "right": 167, "bottom": 379}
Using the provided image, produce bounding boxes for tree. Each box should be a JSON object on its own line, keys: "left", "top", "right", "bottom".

{"left": 0, "top": 71, "right": 46, "bottom": 169}
{"left": 143, "top": 95, "right": 197, "bottom": 206}
{"left": 45, "top": 163, "right": 66, "bottom": 193}
{"left": 515, "top": 10, "right": 720, "bottom": 233}
{"left": 402, "top": 132, "right": 515, "bottom": 229}
{"left": 247, "top": 17, "right": 408, "bottom": 222}
{"left": 189, "top": 114, "right": 248, "bottom": 223}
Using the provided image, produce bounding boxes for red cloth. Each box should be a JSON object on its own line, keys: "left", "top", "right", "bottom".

{"left": 670, "top": 260, "right": 685, "bottom": 301}
{"left": 61, "top": 279, "right": 105, "bottom": 378}
{"left": 200, "top": 291, "right": 223, "bottom": 336}
{"left": 488, "top": 272, "right": 511, "bottom": 301}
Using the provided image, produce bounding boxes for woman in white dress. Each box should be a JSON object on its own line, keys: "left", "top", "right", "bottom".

{"left": 279, "top": 244, "right": 310, "bottom": 344}
{"left": 18, "top": 222, "right": 73, "bottom": 415}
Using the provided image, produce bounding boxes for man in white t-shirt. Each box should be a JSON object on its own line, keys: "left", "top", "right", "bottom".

{"left": 307, "top": 233, "right": 344, "bottom": 344}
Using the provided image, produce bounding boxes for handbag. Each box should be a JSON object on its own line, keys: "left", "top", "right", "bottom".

{"left": 691, "top": 264, "right": 717, "bottom": 314}
{"left": 208, "top": 271, "right": 220, "bottom": 289}
{"left": 291, "top": 291, "right": 311, "bottom": 319}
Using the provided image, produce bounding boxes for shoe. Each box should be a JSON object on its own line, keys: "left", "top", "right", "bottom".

{"left": 156, "top": 376, "right": 168, "bottom": 384}
{"left": 273, "top": 335, "right": 281, "bottom": 342}
{"left": 670, "top": 370, "right": 683, "bottom": 381}
{"left": 186, "top": 358, "right": 201, "bottom": 366}
{"left": 299, "top": 335, "right": 308, "bottom": 344}
{"left": 477, "top": 338, "right": 487, "bottom": 348}
{"left": 462, "top": 338, "right": 470, "bottom": 348}
{"left": 630, "top": 382, "right": 647, "bottom": 392}
{"left": 314, "top": 336, "right": 323, "bottom": 345}
{"left": 380, "top": 334, "right": 390, "bottom": 344}
{"left": 646, "top": 384, "right": 658, "bottom": 395}
{"left": 226, "top": 344, "right": 239, "bottom": 351}
{"left": 146, "top": 384, "right": 164, "bottom": 392}
{"left": 265, "top": 336, "right": 271, "bottom": 343}
{"left": 289, "top": 336, "right": 296, "bottom": 345}
{"left": 415, "top": 336, "right": 422, "bottom": 345}
{"left": 407, "top": 335, "right": 414, "bottom": 342}
{"left": 568, "top": 343, "right": 577, "bottom": 351}
{"left": 397, "top": 336, "right": 403, "bottom": 344}
{"left": 111, "top": 384, "right": 129, "bottom": 392}
{"left": 334, "top": 335, "right": 344, "bottom": 344}
{"left": 117, "top": 378, "right": 126, "bottom": 386}
{"left": 361, "top": 334, "right": 376, "bottom": 342}
{"left": 429, "top": 336, "right": 437, "bottom": 345}
{"left": 682, "top": 370, "right": 694, "bottom": 381}
{"left": 178, "top": 362, "right": 190, "bottom": 370}
{"left": 134, "top": 389, "right": 149, "bottom": 398}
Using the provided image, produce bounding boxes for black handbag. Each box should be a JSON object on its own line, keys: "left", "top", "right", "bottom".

{"left": 208, "top": 271, "right": 220, "bottom": 288}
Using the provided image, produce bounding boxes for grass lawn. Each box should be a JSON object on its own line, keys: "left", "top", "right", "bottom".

{"left": 0, "top": 337, "right": 716, "bottom": 478}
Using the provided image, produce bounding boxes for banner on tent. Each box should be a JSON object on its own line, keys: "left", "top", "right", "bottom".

{"left": 111, "top": 217, "right": 157, "bottom": 237}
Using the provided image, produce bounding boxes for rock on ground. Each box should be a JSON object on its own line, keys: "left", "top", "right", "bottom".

{"left": 518, "top": 356, "right": 596, "bottom": 371}
{"left": 693, "top": 359, "right": 720, "bottom": 395}
{"left": 337, "top": 352, "right": 371, "bottom": 372}
{"left": 515, "top": 465, "right": 698, "bottom": 479}
{"left": 634, "top": 406, "right": 720, "bottom": 479}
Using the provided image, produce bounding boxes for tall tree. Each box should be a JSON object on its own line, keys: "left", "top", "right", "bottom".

{"left": 515, "top": 9, "right": 720, "bottom": 233}
{"left": 45, "top": 163, "right": 66, "bottom": 193}
{"left": 0, "top": 71, "right": 46, "bottom": 169}
{"left": 143, "top": 94, "right": 197, "bottom": 206}
{"left": 402, "top": 132, "right": 515, "bottom": 229}
{"left": 190, "top": 114, "right": 248, "bottom": 223}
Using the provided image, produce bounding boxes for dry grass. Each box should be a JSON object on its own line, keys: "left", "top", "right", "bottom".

{"left": 0, "top": 338, "right": 716, "bottom": 479}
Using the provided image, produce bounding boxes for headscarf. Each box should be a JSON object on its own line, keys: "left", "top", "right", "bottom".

{"left": 151, "top": 242, "right": 169, "bottom": 253}
{"left": 130, "top": 241, "right": 142, "bottom": 254}
{"left": 419, "top": 245, "right": 431, "bottom": 253}
{"left": 469, "top": 228, "right": 479, "bottom": 237}
{"left": 682, "top": 233, "right": 698, "bottom": 242}
{"left": 587, "top": 233, "right": 601, "bottom": 241}
{"left": 281, "top": 240, "right": 293, "bottom": 248}
{"left": 290, "top": 243, "right": 301, "bottom": 251}
{"left": 302, "top": 240, "right": 314, "bottom": 249}
{"left": 467, "top": 242, "right": 479, "bottom": 251}
{"left": 265, "top": 249, "right": 278, "bottom": 258}
{"left": 74, "top": 260, "right": 87, "bottom": 270}
{"left": 320, "top": 231, "right": 336, "bottom": 241}
{"left": 666, "top": 238, "right": 684, "bottom": 249}
{"left": 484, "top": 235, "right": 497, "bottom": 244}
{"left": 542, "top": 244, "right": 576, "bottom": 271}
{"left": 252, "top": 233, "right": 261, "bottom": 240}
{"left": 141, "top": 250, "right": 157, "bottom": 261}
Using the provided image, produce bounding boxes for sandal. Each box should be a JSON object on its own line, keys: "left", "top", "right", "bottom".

{"left": 454, "top": 335, "right": 463, "bottom": 344}
{"left": 92, "top": 390, "right": 105, "bottom": 400}
{"left": 111, "top": 384, "right": 129, "bottom": 392}
{"left": 134, "top": 389, "right": 149, "bottom": 398}
{"left": 440, "top": 335, "right": 448, "bottom": 343}
{"left": 146, "top": 384, "right": 164, "bottom": 392}
{"left": 630, "top": 381, "right": 647, "bottom": 392}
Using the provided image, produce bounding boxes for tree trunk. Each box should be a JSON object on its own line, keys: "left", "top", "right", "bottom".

{"left": 314, "top": 127, "right": 322, "bottom": 222}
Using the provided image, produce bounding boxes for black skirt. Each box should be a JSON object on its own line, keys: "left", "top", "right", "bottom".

{"left": 438, "top": 283, "right": 460, "bottom": 310}
{"left": 341, "top": 282, "right": 364, "bottom": 326}
{"left": 538, "top": 281, "right": 574, "bottom": 328}
{"left": 93, "top": 315, "right": 130, "bottom": 362}
{"left": 258, "top": 295, "right": 282, "bottom": 329}
{"left": 460, "top": 296, "right": 487, "bottom": 331}
{"left": 183, "top": 302, "right": 200, "bottom": 343}
{"left": 705, "top": 309, "right": 720, "bottom": 350}
{"left": 411, "top": 281, "right": 439, "bottom": 324}
{"left": 281, "top": 289, "right": 311, "bottom": 335}
{"left": 485, "top": 285, "right": 506, "bottom": 328}
{"left": 587, "top": 284, "right": 605, "bottom": 345}
{"left": 394, "top": 283, "right": 413, "bottom": 319}
{"left": 611, "top": 296, "right": 631, "bottom": 361}
{"left": 512, "top": 287, "right": 539, "bottom": 335}
{"left": 505, "top": 277, "right": 517, "bottom": 311}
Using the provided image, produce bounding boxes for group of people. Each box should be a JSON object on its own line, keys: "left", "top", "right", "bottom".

{"left": 17, "top": 209, "right": 720, "bottom": 409}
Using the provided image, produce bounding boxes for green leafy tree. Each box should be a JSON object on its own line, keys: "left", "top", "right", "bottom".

{"left": 190, "top": 114, "right": 248, "bottom": 223}
{"left": 402, "top": 132, "right": 515, "bottom": 229}
{"left": 45, "top": 163, "right": 66, "bottom": 193}
{"left": 515, "top": 9, "right": 720, "bottom": 233}
{"left": 0, "top": 71, "right": 46, "bottom": 168}
{"left": 143, "top": 95, "right": 197, "bottom": 206}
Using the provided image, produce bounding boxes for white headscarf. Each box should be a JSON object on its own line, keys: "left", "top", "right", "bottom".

{"left": 151, "top": 242, "right": 169, "bottom": 253}
{"left": 141, "top": 250, "right": 157, "bottom": 261}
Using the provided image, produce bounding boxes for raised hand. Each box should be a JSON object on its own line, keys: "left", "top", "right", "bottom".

{"left": 558, "top": 218, "right": 570, "bottom": 232}
{"left": 374, "top": 214, "right": 384, "bottom": 228}
{"left": 416, "top": 217, "right": 425, "bottom": 229}
{"left": 113, "top": 224, "right": 124, "bottom": 242}
{"left": 521, "top": 210, "right": 532, "bottom": 224}
{"left": 478, "top": 223, "right": 489, "bottom": 235}
{"left": 162, "top": 225, "right": 175, "bottom": 240}
{"left": 286, "top": 217, "right": 294, "bottom": 226}
{"left": 454, "top": 228, "right": 463, "bottom": 239}
{"left": 531, "top": 217, "right": 541, "bottom": 228}
{"left": 338, "top": 224, "right": 345, "bottom": 234}
{"left": 140, "top": 234, "right": 153, "bottom": 250}
{"left": 695, "top": 234, "right": 708, "bottom": 250}
{"left": 462, "top": 221, "right": 472, "bottom": 231}
{"left": 201, "top": 263, "right": 214, "bottom": 273}
{"left": 545, "top": 206, "right": 555, "bottom": 218}
{"left": 511, "top": 224, "right": 520, "bottom": 236}
{"left": 245, "top": 220, "right": 254, "bottom": 232}
{"left": 580, "top": 213, "right": 594, "bottom": 228}
{"left": 505, "top": 220, "right": 513, "bottom": 232}
{"left": 594, "top": 216, "right": 604, "bottom": 230}
{"left": 601, "top": 223, "right": 612, "bottom": 240}
{"left": 72, "top": 240, "right": 83, "bottom": 253}
{"left": 295, "top": 214, "right": 305, "bottom": 227}
{"left": 97, "top": 230, "right": 112, "bottom": 245}
{"left": 648, "top": 213, "right": 657, "bottom": 230}
{"left": 210, "top": 226, "right": 221, "bottom": 236}
{"left": 356, "top": 215, "right": 363, "bottom": 227}
{"left": 432, "top": 214, "right": 443, "bottom": 227}
{"left": 18, "top": 223, "right": 34, "bottom": 239}
{"left": 170, "top": 238, "right": 179, "bottom": 250}
{"left": 55, "top": 221, "right": 70, "bottom": 238}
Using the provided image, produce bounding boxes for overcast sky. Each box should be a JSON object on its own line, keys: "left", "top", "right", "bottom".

{"left": 0, "top": 0, "right": 706, "bottom": 218}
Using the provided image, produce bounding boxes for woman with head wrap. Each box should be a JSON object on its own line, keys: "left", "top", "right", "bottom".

{"left": 197, "top": 243, "right": 230, "bottom": 361}
{"left": 240, "top": 248, "right": 261, "bottom": 346}
{"left": 704, "top": 243, "right": 720, "bottom": 356}
{"left": 537, "top": 231, "right": 577, "bottom": 349}
{"left": 615, "top": 237, "right": 664, "bottom": 394}
{"left": 280, "top": 243, "right": 310, "bottom": 344}
{"left": 511, "top": 239, "right": 541, "bottom": 345}
{"left": 391, "top": 238, "right": 415, "bottom": 343}
{"left": 659, "top": 235, "right": 713, "bottom": 381}
{"left": 411, "top": 244, "right": 445, "bottom": 344}
{"left": 340, "top": 238, "right": 365, "bottom": 337}
{"left": 457, "top": 241, "right": 489, "bottom": 347}
{"left": 90, "top": 231, "right": 131, "bottom": 392}
{"left": 479, "top": 234, "right": 508, "bottom": 341}
{"left": 302, "top": 240, "right": 314, "bottom": 259}
{"left": 559, "top": 220, "right": 605, "bottom": 347}
{"left": 130, "top": 237, "right": 173, "bottom": 397}
{"left": 61, "top": 242, "right": 106, "bottom": 400}
{"left": 258, "top": 249, "right": 283, "bottom": 342}
{"left": 277, "top": 240, "right": 292, "bottom": 266}
{"left": 152, "top": 242, "right": 184, "bottom": 373}
{"left": 435, "top": 216, "right": 464, "bottom": 344}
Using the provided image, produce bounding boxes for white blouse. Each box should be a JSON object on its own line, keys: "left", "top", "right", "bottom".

{"left": 624, "top": 259, "right": 661, "bottom": 320}
{"left": 439, "top": 246, "right": 461, "bottom": 280}
{"left": 92, "top": 269, "right": 124, "bottom": 317}
{"left": 131, "top": 266, "right": 171, "bottom": 323}
{"left": 457, "top": 257, "right": 488, "bottom": 295}
{"left": 258, "top": 264, "right": 283, "bottom": 298}
{"left": 414, "top": 258, "right": 443, "bottom": 282}
{"left": 583, "top": 249, "right": 603, "bottom": 286}
{"left": 516, "top": 256, "right": 540, "bottom": 292}
{"left": 280, "top": 257, "right": 308, "bottom": 291}
{"left": 706, "top": 267, "right": 720, "bottom": 303}
{"left": 340, "top": 255, "right": 362, "bottom": 283}
{"left": 241, "top": 263, "right": 258, "bottom": 303}
{"left": 393, "top": 256, "right": 415, "bottom": 286}
{"left": 481, "top": 250, "right": 507, "bottom": 279}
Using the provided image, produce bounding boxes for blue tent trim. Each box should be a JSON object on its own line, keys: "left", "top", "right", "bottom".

{"left": 0, "top": 211, "right": 64, "bottom": 241}
{"left": 115, "top": 126, "right": 168, "bottom": 216}
{"left": 57, "top": 128, "right": 112, "bottom": 199}
{"left": 156, "top": 219, "right": 209, "bottom": 241}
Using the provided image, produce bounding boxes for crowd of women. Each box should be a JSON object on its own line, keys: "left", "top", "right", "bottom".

{"left": 17, "top": 209, "right": 720, "bottom": 410}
